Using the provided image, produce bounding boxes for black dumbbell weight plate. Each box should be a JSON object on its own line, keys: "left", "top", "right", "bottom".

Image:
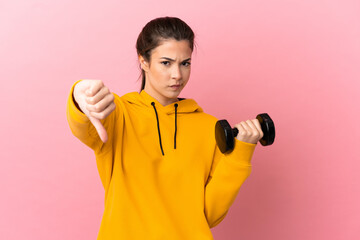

{"left": 256, "top": 113, "right": 275, "bottom": 146}
{"left": 215, "top": 120, "right": 235, "bottom": 154}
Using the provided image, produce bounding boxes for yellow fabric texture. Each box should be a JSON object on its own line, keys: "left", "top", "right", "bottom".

{"left": 66, "top": 80, "right": 257, "bottom": 240}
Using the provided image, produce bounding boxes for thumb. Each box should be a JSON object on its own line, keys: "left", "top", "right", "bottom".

{"left": 89, "top": 116, "right": 108, "bottom": 143}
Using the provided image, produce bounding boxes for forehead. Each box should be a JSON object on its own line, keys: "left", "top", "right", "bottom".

{"left": 151, "top": 39, "right": 192, "bottom": 58}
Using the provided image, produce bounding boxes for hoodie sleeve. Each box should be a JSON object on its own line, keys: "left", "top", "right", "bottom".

{"left": 66, "top": 80, "right": 118, "bottom": 154}
{"left": 204, "top": 138, "right": 257, "bottom": 228}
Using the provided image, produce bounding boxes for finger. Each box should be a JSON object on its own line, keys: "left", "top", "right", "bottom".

{"left": 234, "top": 122, "right": 246, "bottom": 136}
{"left": 246, "top": 119, "right": 261, "bottom": 138}
{"left": 89, "top": 102, "right": 116, "bottom": 120}
{"left": 246, "top": 119, "right": 258, "bottom": 131}
{"left": 240, "top": 121, "right": 251, "bottom": 133}
{"left": 87, "top": 93, "right": 115, "bottom": 113}
{"left": 89, "top": 116, "right": 108, "bottom": 143}
{"left": 252, "top": 119, "right": 264, "bottom": 139}
{"left": 86, "top": 80, "right": 104, "bottom": 97}
{"left": 86, "top": 86, "right": 111, "bottom": 105}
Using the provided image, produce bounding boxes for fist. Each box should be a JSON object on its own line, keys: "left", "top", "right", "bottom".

{"left": 234, "top": 119, "right": 264, "bottom": 144}
{"left": 73, "top": 79, "right": 116, "bottom": 143}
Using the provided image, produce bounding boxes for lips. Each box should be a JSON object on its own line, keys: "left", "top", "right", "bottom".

{"left": 170, "top": 84, "right": 181, "bottom": 87}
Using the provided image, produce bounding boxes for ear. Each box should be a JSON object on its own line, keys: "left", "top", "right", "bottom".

{"left": 139, "top": 55, "right": 149, "bottom": 72}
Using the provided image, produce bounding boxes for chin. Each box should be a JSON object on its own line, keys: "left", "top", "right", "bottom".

{"left": 165, "top": 89, "right": 181, "bottom": 98}
{"left": 166, "top": 92, "right": 180, "bottom": 98}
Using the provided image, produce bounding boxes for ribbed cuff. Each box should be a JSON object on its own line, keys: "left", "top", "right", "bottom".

{"left": 223, "top": 138, "right": 257, "bottom": 167}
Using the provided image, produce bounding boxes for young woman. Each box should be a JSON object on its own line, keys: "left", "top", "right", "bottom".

{"left": 66, "top": 16, "right": 263, "bottom": 240}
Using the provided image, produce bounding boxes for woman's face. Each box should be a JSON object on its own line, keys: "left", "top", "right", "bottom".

{"left": 140, "top": 39, "right": 192, "bottom": 106}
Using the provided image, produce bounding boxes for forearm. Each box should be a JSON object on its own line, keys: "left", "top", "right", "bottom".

{"left": 204, "top": 139, "right": 256, "bottom": 228}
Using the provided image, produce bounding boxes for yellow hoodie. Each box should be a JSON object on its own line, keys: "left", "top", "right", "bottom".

{"left": 66, "top": 80, "right": 257, "bottom": 239}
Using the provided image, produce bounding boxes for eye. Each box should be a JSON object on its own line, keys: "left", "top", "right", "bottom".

{"left": 161, "top": 61, "right": 170, "bottom": 66}
{"left": 182, "top": 61, "right": 191, "bottom": 67}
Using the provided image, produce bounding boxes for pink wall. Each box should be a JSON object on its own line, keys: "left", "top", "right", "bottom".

{"left": 1, "top": 0, "right": 359, "bottom": 239}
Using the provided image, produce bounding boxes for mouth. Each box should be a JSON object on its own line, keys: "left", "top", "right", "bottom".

{"left": 169, "top": 84, "right": 181, "bottom": 90}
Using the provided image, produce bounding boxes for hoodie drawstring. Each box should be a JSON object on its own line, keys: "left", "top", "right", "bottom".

{"left": 174, "top": 103, "right": 178, "bottom": 149}
{"left": 151, "top": 102, "right": 178, "bottom": 156}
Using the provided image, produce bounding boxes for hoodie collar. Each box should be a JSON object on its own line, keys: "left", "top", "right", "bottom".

{"left": 139, "top": 90, "right": 202, "bottom": 115}
{"left": 123, "top": 90, "right": 203, "bottom": 156}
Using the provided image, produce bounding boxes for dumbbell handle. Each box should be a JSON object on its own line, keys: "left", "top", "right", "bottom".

{"left": 232, "top": 128, "right": 239, "bottom": 138}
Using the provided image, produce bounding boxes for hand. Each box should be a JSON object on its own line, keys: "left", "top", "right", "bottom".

{"left": 73, "top": 79, "right": 116, "bottom": 143}
{"left": 234, "top": 119, "right": 264, "bottom": 144}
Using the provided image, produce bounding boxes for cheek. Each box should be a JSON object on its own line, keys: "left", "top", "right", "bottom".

{"left": 183, "top": 68, "right": 191, "bottom": 78}
{"left": 156, "top": 68, "right": 170, "bottom": 80}
{"left": 149, "top": 66, "right": 164, "bottom": 80}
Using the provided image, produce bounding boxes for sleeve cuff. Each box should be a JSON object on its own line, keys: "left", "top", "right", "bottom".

{"left": 223, "top": 138, "right": 257, "bottom": 167}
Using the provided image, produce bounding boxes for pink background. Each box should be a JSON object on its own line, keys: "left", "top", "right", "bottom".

{"left": 1, "top": 0, "right": 359, "bottom": 239}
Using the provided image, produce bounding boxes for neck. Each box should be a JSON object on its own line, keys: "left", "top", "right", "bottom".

{"left": 143, "top": 88, "right": 179, "bottom": 107}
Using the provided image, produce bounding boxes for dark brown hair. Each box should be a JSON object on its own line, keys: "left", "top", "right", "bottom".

{"left": 136, "top": 16, "right": 195, "bottom": 92}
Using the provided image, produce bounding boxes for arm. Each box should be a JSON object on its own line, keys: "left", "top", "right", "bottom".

{"left": 204, "top": 137, "right": 257, "bottom": 228}
{"left": 66, "top": 79, "right": 117, "bottom": 153}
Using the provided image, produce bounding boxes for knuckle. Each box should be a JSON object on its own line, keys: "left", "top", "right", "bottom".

{"left": 252, "top": 131, "right": 260, "bottom": 137}
{"left": 106, "top": 93, "right": 113, "bottom": 101}
{"left": 88, "top": 97, "right": 95, "bottom": 104}
{"left": 87, "top": 103, "right": 94, "bottom": 110}
{"left": 86, "top": 89, "right": 92, "bottom": 96}
{"left": 99, "top": 112, "right": 106, "bottom": 119}
{"left": 89, "top": 111, "right": 96, "bottom": 118}
{"left": 111, "top": 103, "right": 116, "bottom": 111}
{"left": 94, "top": 103, "right": 100, "bottom": 111}
{"left": 240, "top": 131, "right": 247, "bottom": 136}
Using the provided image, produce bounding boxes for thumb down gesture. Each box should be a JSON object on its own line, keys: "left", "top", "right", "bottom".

{"left": 73, "top": 79, "right": 116, "bottom": 143}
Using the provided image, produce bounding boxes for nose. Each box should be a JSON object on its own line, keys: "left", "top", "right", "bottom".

{"left": 171, "top": 65, "right": 182, "bottom": 80}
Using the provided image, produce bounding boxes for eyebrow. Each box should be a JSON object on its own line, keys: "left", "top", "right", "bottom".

{"left": 160, "top": 57, "right": 191, "bottom": 62}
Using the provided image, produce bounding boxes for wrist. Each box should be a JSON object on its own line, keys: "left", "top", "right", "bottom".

{"left": 72, "top": 90, "right": 83, "bottom": 113}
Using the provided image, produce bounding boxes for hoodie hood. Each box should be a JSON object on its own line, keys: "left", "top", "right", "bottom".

{"left": 121, "top": 90, "right": 203, "bottom": 156}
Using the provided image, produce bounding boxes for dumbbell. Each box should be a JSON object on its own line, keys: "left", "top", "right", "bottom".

{"left": 215, "top": 113, "right": 275, "bottom": 154}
